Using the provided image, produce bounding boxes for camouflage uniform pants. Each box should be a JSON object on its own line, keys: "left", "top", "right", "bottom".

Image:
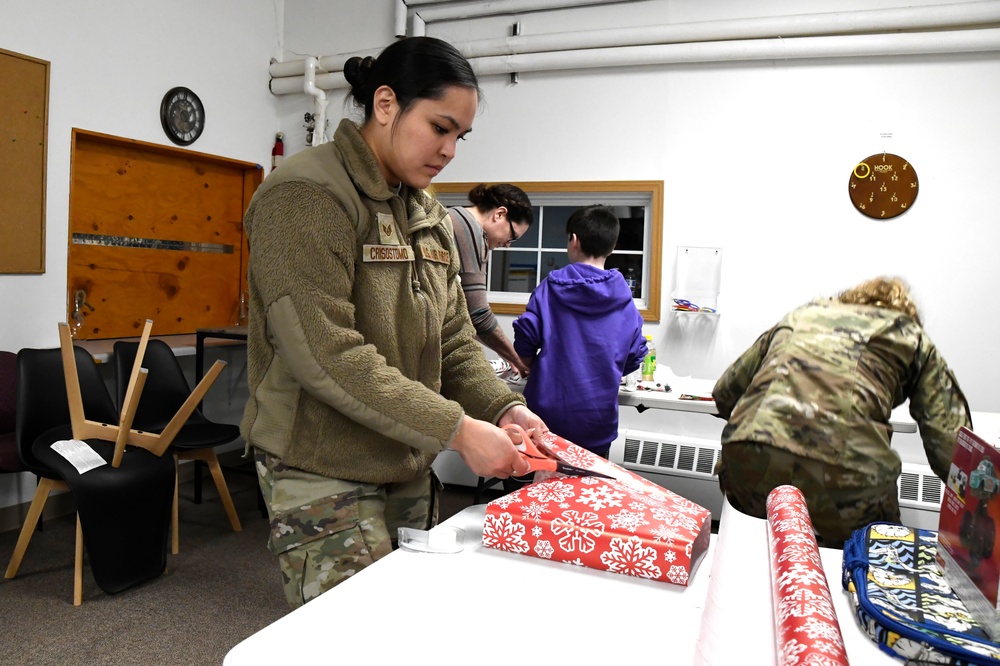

{"left": 717, "top": 442, "right": 900, "bottom": 548}
{"left": 255, "top": 450, "right": 440, "bottom": 609}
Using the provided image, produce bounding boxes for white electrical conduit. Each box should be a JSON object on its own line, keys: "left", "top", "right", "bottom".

{"left": 275, "top": 1, "right": 1000, "bottom": 80}
{"left": 396, "top": 0, "right": 640, "bottom": 33}
{"left": 269, "top": 26, "right": 1000, "bottom": 95}
{"left": 302, "top": 57, "right": 330, "bottom": 145}
{"left": 459, "top": 1, "right": 1000, "bottom": 58}
{"left": 468, "top": 27, "right": 1000, "bottom": 76}
{"left": 393, "top": 0, "right": 479, "bottom": 38}
{"left": 403, "top": 0, "right": 641, "bottom": 37}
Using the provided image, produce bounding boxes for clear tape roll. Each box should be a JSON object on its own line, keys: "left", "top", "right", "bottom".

{"left": 397, "top": 526, "right": 466, "bottom": 554}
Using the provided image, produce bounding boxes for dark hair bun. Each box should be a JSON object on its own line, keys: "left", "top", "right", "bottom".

{"left": 345, "top": 37, "right": 477, "bottom": 123}
{"left": 343, "top": 55, "right": 376, "bottom": 91}
{"left": 465, "top": 183, "right": 533, "bottom": 226}
{"left": 467, "top": 183, "right": 489, "bottom": 206}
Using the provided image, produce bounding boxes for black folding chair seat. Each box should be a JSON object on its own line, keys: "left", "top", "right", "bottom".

{"left": 32, "top": 424, "right": 174, "bottom": 594}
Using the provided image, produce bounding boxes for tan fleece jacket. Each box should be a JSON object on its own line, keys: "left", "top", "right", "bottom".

{"left": 240, "top": 118, "right": 523, "bottom": 483}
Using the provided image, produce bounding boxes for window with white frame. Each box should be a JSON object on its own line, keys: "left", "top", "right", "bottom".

{"left": 434, "top": 181, "right": 662, "bottom": 322}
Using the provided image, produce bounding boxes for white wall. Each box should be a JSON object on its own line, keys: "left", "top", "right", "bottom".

{"left": 0, "top": 0, "right": 281, "bottom": 354}
{"left": 0, "top": 0, "right": 282, "bottom": 510}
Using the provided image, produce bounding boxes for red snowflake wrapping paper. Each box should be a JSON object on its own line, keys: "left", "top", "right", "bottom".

{"left": 529, "top": 432, "right": 682, "bottom": 497}
{"left": 482, "top": 433, "right": 711, "bottom": 586}
{"left": 765, "top": 485, "right": 849, "bottom": 666}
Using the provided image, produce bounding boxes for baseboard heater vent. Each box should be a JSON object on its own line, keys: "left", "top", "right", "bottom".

{"left": 899, "top": 463, "right": 943, "bottom": 509}
{"left": 621, "top": 432, "right": 719, "bottom": 479}
{"left": 615, "top": 430, "right": 944, "bottom": 524}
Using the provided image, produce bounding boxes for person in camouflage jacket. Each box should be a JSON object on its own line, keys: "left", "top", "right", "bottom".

{"left": 241, "top": 37, "right": 546, "bottom": 607}
{"left": 712, "top": 276, "right": 971, "bottom": 546}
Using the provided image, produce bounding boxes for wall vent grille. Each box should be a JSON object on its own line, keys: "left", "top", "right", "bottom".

{"left": 899, "top": 465, "right": 943, "bottom": 508}
{"left": 620, "top": 431, "right": 718, "bottom": 479}
{"left": 617, "top": 431, "right": 943, "bottom": 511}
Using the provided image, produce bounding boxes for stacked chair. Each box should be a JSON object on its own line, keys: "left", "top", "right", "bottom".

{"left": 113, "top": 338, "right": 242, "bottom": 554}
{"left": 3, "top": 321, "right": 227, "bottom": 604}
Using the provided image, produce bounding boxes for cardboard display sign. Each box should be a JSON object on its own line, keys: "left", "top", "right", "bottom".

{"left": 938, "top": 426, "right": 1000, "bottom": 639}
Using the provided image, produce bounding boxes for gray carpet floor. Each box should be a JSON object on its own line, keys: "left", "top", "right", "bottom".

{"left": 0, "top": 466, "right": 483, "bottom": 665}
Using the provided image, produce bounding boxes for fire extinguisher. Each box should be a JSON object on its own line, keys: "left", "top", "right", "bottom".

{"left": 271, "top": 132, "right": 284, "bottom": 172}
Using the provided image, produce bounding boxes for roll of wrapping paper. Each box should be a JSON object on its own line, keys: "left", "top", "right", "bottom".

{"left": 765, "top": 485, "right": 850, "bottom": 666}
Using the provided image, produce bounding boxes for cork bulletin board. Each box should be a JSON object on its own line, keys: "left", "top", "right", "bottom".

{"left": 0, "top": 48, "right": 49, "bottom": 273}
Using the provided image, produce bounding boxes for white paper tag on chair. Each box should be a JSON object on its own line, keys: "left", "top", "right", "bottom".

{"left": 51, "top": 439, "right": 108, "bottom": 474}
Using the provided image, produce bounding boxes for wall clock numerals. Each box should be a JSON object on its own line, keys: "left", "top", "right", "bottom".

{"left": 848, "top": 152, "right": 918, "bottom": 220}
{"left": 160, "top": 87, "right": 205, "bottom": 146}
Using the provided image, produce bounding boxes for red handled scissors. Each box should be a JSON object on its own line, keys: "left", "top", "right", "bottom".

{"left": 503, "top": 425, "right": 615, "bottom": 480}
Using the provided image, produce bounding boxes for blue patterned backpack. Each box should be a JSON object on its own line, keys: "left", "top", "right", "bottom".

{"left": 842, "top": 523, "right": 1000, "bottom": 664}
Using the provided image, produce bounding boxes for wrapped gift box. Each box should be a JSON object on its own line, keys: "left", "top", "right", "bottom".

{"left": 482, "top": 434, "right": 711, "bottom": 586}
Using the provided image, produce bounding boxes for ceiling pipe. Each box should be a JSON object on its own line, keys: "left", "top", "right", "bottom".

{"left": 395, "top": 0, "right": 408, "bottom": 38}
{"left": 458, "top": 1, "right": 1000, "bottom": 58}
{"left": 269, "top": 26, "right": 1000, "bottom": 96}
{"left": 393, "top": 0, "right": 640, "bottom": 37}
{"left": 469, "top": 27, "right": 1000, "bottom": 75}
{"left": 284, "top": 0, "right": 648, "bottom": 78}
{"left": 272, "top": 1, "right": 1000, "bottom": 83}
{"left": 302, "top": 57, "right": 330, "bottom": 145}
{"left": 410, "top": 0, "right": 641, "bottom": 23}
{"left": 270, "top": 46, "right": 382, "bottom": 80}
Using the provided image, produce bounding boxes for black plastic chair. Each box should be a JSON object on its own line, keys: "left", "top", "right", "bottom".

{"left": 4, "top": 326, "right": 175, "bottom": 605}
{"left": 113, "top": 339, "right": 242, "bottom": 554}
{"left": 0, "top": 351, "right": 21, "bottom": 475}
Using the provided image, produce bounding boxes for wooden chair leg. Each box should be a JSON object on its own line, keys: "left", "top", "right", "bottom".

{"left": 5, "top": 477, "right": 59, "bottom": 579}
{"left": 204, "top": 452, "right": 242, "bottom": 533}
{"left": 74, "top": 516, "right": 83, "bottom": 606}
{"left": 194, "top": 460, "right": 204, "bottom": 504}
{"left": 172, "top": 455, "right": 180, "bottom": 555}
{"left": 185, "top": 449, "right": 242, "bottom": 532}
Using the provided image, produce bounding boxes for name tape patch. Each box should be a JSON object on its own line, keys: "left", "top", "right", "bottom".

{"left": 419, "top": 245, "right": 450, "bottom": 264}
{"left": 363, "top": 244, "right": 413, "bottom": 262}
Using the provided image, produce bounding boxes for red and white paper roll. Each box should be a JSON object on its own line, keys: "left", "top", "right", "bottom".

{"left": 765, "top": 485, "right": 850, "bottom": 666}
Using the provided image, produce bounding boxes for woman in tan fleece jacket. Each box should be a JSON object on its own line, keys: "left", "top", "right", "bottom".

{"left": 241, "top": 37, "right": 547, "bottom": 608}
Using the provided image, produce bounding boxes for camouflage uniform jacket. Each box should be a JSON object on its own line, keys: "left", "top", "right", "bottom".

{"left": 240, "top": 118, "right": 524, "bottom": 484}
{"left": 712, "top": 300, "right": 971, "bottom": 483}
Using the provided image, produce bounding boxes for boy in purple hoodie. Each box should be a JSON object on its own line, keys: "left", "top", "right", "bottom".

{"left": 513, "top": 205, "right": 648, "bottom": 458}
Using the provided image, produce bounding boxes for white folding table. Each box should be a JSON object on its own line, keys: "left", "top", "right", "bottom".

{"left": 225, "top": 503, "right": 894, "bottom": 665}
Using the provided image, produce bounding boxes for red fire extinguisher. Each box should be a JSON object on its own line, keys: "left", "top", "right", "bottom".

{"left": 271, "top": 132, "right": 284, "bottom": 172}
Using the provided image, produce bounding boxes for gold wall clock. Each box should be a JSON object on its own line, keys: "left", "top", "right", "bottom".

{"left": 848, "top": 153, "right": 918, "bottom": 219}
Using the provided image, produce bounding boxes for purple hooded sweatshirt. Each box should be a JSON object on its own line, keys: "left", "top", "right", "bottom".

{"left": 513, "top": 263, "right": 648, "bottom": 452}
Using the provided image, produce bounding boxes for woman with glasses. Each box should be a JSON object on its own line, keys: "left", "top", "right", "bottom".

{"left": 448, "top": 183, "right": 534, "bottom": 378}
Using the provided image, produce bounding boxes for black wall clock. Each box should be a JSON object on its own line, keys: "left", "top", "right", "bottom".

{"left": 160, "top": 87, "right": 205, "bottom": 146}
{"left": 848, "top": 152, "right": 918, "bottom": 219}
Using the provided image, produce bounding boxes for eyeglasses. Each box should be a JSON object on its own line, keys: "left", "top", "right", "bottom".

{"left": 502, "top": 216, "right": 522, "bottom": 247}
